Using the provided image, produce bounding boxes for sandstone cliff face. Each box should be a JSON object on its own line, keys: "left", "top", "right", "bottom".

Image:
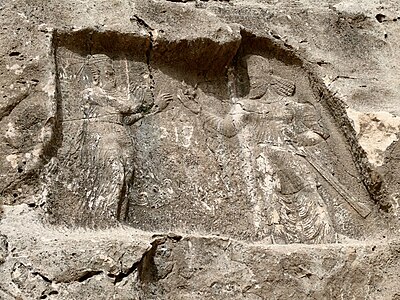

{"left": 1, "top": 0, "right": 400, "bottom": 299}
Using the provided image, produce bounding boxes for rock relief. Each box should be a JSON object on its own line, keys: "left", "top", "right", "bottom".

{"left": 46, "top": 45, "right": 173, "bottom": 226}
{"left": 178, "top": 55, "right": 371, "bottom": 244}
{"left": 44, "top": 30, "right": 378, "bottom": 244}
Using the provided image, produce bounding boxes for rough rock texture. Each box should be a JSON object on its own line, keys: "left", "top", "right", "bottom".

{"left": 1, "top": 0, "right": 400, "bottom": 298}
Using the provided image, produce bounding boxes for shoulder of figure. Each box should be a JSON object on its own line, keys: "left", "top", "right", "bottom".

{"left": 230, "top": 100, "right": 249, "bottom": 113}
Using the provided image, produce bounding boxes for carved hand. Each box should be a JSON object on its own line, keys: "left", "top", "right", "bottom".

{"left": 177, "top": 88, "right": 201, "bottom": 114}
{"left": 122, "top": 113, "right": 143, "bottom": 125}
{"left": 129, "top": 85, "right": 153, "bottom": 113}
{"left": 295, "top": 131, "right": 325, "bottom": 146}
{"left": 150, "top": 92, "right": 174, "bottom": 114}
{"left": 313, "top": 125, "right": 330, "bottom": 140}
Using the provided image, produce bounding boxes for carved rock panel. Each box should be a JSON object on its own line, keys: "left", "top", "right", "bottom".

{"left": 46, "top": 30, "right": 378, "bottom": 244}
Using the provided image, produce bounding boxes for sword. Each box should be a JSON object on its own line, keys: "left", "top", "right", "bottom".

{"left": 296, "top": 147, "right": 371, "bottom": 218}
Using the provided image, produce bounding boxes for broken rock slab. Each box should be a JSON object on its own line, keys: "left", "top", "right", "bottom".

{"left": 0, "top": 205, "right": 400, "bottom": 299}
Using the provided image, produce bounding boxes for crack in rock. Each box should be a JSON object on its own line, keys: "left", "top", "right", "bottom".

{"left": 130, "top": 14, "right": 156, "bottom": 100}
{"left": 32, "top": 271, "right": 52, "bottom": 283}
{"left": 108, "top": 261, "right": 140, "bottom": 285}
{"left": 76, "top": 270, "right": 103, "bottom": 283}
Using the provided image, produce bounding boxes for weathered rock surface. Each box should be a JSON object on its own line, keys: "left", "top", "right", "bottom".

{"left": 1, "top": 205, "right": 400, "bottom": 299}
{"left": 1, "top": 0, "right": 400, "bottom": 298}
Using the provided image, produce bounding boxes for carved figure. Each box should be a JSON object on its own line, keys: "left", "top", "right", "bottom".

{"left": 48, "top": 53, "right": 172, "bottom": 227}
{"left": 179, "top": 55, "right": 336, "bottom": 244}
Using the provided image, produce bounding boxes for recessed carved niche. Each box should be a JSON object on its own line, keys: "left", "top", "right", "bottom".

{"left": 45, "top": 29, "right": 381, "bottom": 244}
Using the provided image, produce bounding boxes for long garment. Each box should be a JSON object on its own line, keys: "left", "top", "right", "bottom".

{"left": 47, "top": 86, "right": 135, "bottom": 227}
{"left": 202, "top": 94, "right": 336, "bottom": 244}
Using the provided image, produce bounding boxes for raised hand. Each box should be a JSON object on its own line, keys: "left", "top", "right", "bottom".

{"left": 151, "top": 92, "right": 174, "bottom": 114}
{"left": 129, "top": 85, "right": 153, "bottom": 111}
{"left": 177, "top": 86, "right": 201, "bottom": 114}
